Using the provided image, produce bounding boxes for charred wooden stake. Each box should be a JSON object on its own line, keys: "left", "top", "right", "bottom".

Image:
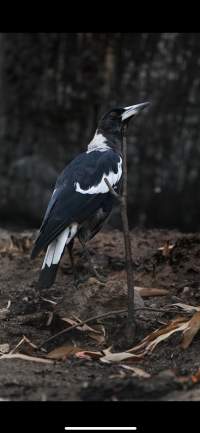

{"left": 104, "top": 123, "right": 136, "bottom": 342}
{"left": 121, "top": 124, "right": 135, "bottom": 338}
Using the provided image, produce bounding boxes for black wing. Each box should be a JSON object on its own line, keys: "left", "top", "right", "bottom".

{"left": 31, "top": 149, "right": 122, "bottom": 258}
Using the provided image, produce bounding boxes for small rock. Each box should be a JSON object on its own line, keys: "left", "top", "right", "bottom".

{"left": 183, "top": 286, "right": 190, "bottom": 294}
{"left": 134, "top": 289, "right": 145, "bottom": 309}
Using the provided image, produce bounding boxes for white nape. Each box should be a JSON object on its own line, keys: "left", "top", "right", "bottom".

{"left": 75, "top": 158, "right": 122, "bottom": 195}
{"left": 42, "top": 223, "right": 78, "bottom": 269}
{"left": 87, "top": 131, "right": 110, "bottom": 153}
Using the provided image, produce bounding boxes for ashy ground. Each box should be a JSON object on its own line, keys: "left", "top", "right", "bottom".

{"left": 1, "top": 227, "right": 200, "bottom": 401}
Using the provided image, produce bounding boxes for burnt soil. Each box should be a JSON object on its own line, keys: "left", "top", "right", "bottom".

{"left": 1, "top": 227, "right": 200, "bottom": 401}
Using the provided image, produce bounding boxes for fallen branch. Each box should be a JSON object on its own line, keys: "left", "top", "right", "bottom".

{"left": 39, "top": 306, "right": 187, "bottom": 349}
{"left": 39, "top": 309, "right": 127, "bottom": 348}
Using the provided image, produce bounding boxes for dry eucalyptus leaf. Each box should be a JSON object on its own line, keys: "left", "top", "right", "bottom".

{"left": 46, "top": 312, "right": 54, "bottom": 326}
{"left": 10, "top": 336, "right": 38, "bottom": 355}
{"left": 88, "top": 324, "right": 106, "bottom": 344}
{"left": 120, "top": 364, "right": 151, "bottom": 378}
{"left": 128, "top": 318, "right": 188, "bottom": 355}
{"left": 100, "top": 347, "right": 142, "bottom": 364}
{"left": 158, "top": 241, "right": 175, "bottom": 256}
{"left": 181, "top": 311, "right": 200, "bottom": 349}
{"left": 135, "top": 287, "right": 168, "bottom": 297}
{"left": 61, "top": 316, "right": 105, "bottom": 343}
{"left": 145, "top": 324, "right": 188, "bottom": 353}
{"left": 61, "top": 317, "right": 87, "bottom": 331}
{"left": 47, "top": 345, "right": 82, "bottom": 360}
{"left": 191, "top": 369, "right": 200, "bottom": 384}
{"left": 0, "top": 353, "right": 53, "bottom": 364}
{"left": 170, "top": 303, "right": 200, "bottom": 313}
{"left": 72, "top": 316, "right": 104, "bottom": 334}
{"left": 40, "top": 297, "right": 57, "bottom": 305}
{"left": 87, "top": 276, "right": 106, "bottom": 286}
{"left": 75, "top": 350, "right": 102, "bottom": 360}
{"left": 88, "top": 332, "right": 105, "bottom": 345}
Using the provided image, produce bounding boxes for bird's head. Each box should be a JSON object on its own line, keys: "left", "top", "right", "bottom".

{"left": 97, "top": 102, "right": 150, "bottom": 136}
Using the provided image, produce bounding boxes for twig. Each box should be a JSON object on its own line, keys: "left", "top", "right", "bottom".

{"left": 39, "top": 309, "right": 127, "bottom": 348}
{"left": 39, "top": 306, "right": 183, "bottom": 349}
{"left": 104, "top": 178, "right": 121, "bottom": 202}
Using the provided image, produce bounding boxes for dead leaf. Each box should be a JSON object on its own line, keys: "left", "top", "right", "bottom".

{"left": 61, "top": 316, "right": 106, "bottom": 344}
{"left": 88, "top": 324, "right": 106, "bottom": 345}
{"left": 47, "top": 345, "right": 82, "bottom": 360}
{"left": 10, "top": 336, "right": 38, "bottom": 355}
{"left": 40, "top": 297, "right": 57, "bottom": 305}
{"left": 135, "top": 287, "right": 168, "bottom": 296}
{"left": 46, "top": 312, "right": 54, "bottom": 326}
{"left": 181, "top": 311, "right": 200, "bottom": 349}
{"left": 170, "top": 303, "right": 200, "bottom": 313}
{"left": 158, "top": 241, "right": 175, "bottom": 257}
{"left": 75, "top": 350, "right": 102, "bottom": 360}
{"left": 71, "top": 316, "right": 103, "bottom": 333}
{"left": 191, "top": 369, "right": 200, "bottom": 384}
{"left": 0, "top": 344, "right": 10, "bottom": 354}
{"left": 61, "top": 317, "right": 90, "bottom": 331}
{"left": 87, "top": 276, "right": 106, "bottom": 286}
{"left": 120, "top": 364, "right": 151, "bottom": 378}
{"left": 128, "top": 317, "right": 188, "bottom": 355}
{"left": 0, "top": 353, "right": 53, "bottom": 364}
{"left": 0, "top": 232, "right": 34, "bottom": 255}
{"left": 88, "top": 332, "right": 105, "bottom": 344}
{"left": 100, "top": 347, "right": 143, "bottom": 364}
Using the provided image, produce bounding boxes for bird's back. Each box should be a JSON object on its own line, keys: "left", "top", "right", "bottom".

{"left": 31, "top": 148, "right": 122, "bottom": 258}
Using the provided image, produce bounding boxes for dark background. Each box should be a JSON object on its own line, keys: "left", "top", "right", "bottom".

{"left": 0, "top": 32, "right": 200, "bottom": 231}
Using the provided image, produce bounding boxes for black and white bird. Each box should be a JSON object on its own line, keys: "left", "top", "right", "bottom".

{"left": 31, "top": 102, "right": 149, "bottom": 288}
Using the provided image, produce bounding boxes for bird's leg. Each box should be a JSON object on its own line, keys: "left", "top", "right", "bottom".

{"left": 67, "top": 240, "right": 86, "bottom": 287}
{"left": 67, "top": 239, "right": 76, "bottom": 280}
{"left": 79, "top": 239, "right": 106, "bottom": 283}
{"left": 67, "top": 239, "right": 79, "bottom": 286}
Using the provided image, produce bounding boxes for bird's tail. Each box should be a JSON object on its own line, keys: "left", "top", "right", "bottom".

{"left": 37, "top": 223, "right": 78, "bottom": 289}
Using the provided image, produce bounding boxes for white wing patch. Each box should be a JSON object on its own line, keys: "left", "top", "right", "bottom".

{"left": 42, "top": 222, "right": 78, "bottom": 269}
{"left": 75, "top": 158, "right": 122, "bottom": 195}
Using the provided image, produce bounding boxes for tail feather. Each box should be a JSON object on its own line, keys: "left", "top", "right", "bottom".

{"left": 38, "top": 264, "right": 59, "bottom": 289}
{"left": 37, "top": 223, "right": 78, "bottom": 289}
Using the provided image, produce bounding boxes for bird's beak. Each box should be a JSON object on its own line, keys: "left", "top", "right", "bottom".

{"left": 122, "top": 102, "right": 150, "bottom": 121}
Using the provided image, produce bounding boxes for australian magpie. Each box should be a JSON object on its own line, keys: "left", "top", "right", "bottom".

{"left": 31, "top": 102, "right": 149, "bottom": 288}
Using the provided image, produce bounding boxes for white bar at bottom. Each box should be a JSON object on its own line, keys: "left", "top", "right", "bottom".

{"left": 65, "top": 428, "right": 137, "bottom": 431}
